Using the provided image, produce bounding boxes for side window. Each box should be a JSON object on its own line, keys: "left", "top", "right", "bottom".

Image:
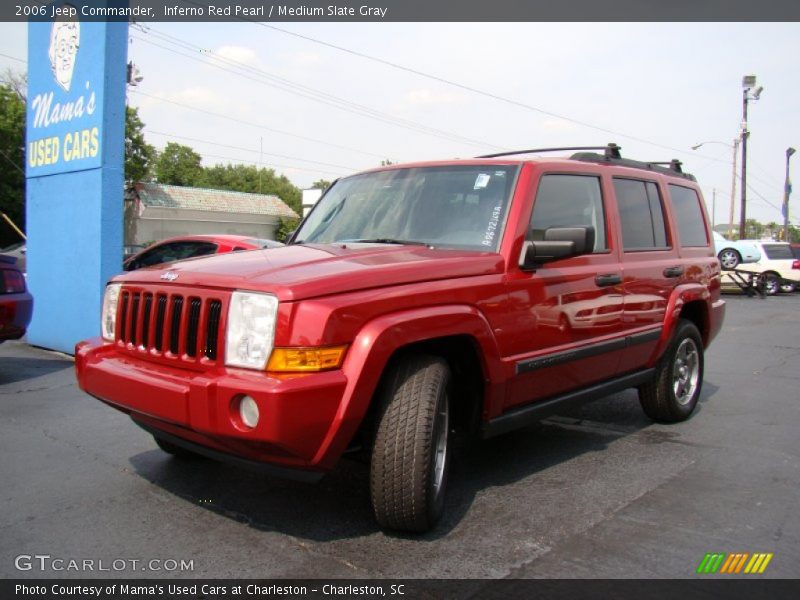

{"left": 613, "top": 178, "right": 668, "bottom": 250}
{"left": 669, "top": 185, "right": 708, "bottom": 247}
{"left": 529, "top": 174, "right": 606, "bottom": 252}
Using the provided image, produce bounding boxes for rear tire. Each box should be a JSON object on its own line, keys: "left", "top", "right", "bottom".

{"left": 370, "top": 355, "right": 451, "bottom": 533}
{"left": 760, "top": 272, "right": 780, "bottom": 296}
{"left": 154, "top": 436, "right": 203, "bottom": 459}
{"left": 639, "top": 319, "right": 704, "bottom": 423}
{"left": 779, "top": 281, "right": 796, "bottom": 294}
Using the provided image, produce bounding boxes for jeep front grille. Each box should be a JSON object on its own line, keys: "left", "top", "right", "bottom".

{"left": 116, "top": 287, "right": 226, "bottom": 367}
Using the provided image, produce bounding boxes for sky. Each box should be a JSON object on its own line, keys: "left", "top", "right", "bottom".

{"left": 2, "top": 21, "right": 799, "bottom": 227}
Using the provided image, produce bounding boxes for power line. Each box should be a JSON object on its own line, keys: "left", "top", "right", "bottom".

{"left": 170, "top": 148, "right": 346, "bottom": 177}
{"left": 131, "top": 27, "right": 502, "bottom": 151}
{"left": 0, "top": 52, "right": 25, "bottom": 65}
{"left": 146, "top": 129, "right": 359, "bottom": 171}
{"left": 175, "top": 1, "right": 728, "bottom": 161}
{"left": 130, "top": 89, "right": 390, "bottom": 162}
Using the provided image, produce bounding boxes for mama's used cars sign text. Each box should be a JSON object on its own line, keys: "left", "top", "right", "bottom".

{"left": 26, "top": 18, "right": 105, "bottom": 177}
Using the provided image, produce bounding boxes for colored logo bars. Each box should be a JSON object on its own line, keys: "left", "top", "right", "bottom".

{"left": 697, "top": 552, "right": 773, "bottom": 574}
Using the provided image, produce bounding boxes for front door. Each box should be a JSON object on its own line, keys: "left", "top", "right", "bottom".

{"left": 503, "top": 172, "right": 626, "bottom": 410}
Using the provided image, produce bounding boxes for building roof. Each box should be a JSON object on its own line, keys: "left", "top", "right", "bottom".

{"left": 134, "top": 182, "right": 299, "bottom": 219}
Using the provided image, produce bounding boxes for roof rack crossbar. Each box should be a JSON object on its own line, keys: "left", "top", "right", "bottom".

{"left": 476, "top": 144, "right": 620, "bottom": 159}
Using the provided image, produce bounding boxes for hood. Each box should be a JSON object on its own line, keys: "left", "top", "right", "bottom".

{"left": 115, "top": 243, "right": 505, "bottom": 302}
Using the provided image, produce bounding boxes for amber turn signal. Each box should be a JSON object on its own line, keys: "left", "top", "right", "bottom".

{"left": 266, "top": 345, "right": 348, "bottom": 372}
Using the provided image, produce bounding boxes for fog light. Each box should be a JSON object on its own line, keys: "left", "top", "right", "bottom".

{"left": 239, "top": 395, "right": 259, "bottom": 429}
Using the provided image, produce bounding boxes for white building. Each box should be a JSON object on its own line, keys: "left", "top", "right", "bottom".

{"left": 125, "top": 182, "right": 299, "bottom": 245}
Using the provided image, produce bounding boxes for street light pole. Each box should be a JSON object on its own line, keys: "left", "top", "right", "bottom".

{"left": 783, "top": 147, "right": 796, "bottom": 242}
{"left": 739, "top": 75, "right": 762, "bottom": 240}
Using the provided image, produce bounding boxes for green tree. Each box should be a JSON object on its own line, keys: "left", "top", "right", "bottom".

{"left": 201, "top": 163, "right": 301, "bottom": 215}
{"left": 155, "top": 142, "right": 204, "bottom": 187}
{"left": 0, "top": 83, "right": 26, "bottom": 246}
{"left": 275, "top": 217, "right": 300, "bottom": 243}
{"left": 312, "top": 179, "right": 331, "bottom": 191}
{"left": 124, "top": 107, "right": 155, "bottom": 186}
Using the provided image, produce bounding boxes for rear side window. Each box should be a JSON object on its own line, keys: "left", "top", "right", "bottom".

{"left": 529, "top": 174, "right": 607, "bottom": 252}
{"left": 762, "top": 244, "right": 794, "bottom": 260}
{"left": 669, "top": 185, "right": 708, "bottom": 247}
{"left": 613, "top": 178, "right": 668, "bottom": 250}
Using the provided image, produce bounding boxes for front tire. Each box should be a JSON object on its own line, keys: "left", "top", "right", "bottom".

{"left": 718, "top": 248, "right": 741, "bottom": 270}
{"left": 154, "top": 436, "right": 203, "bottom": 459}
{"left": 370, "top": 355, "right": 451, "bottom": 533}
{"left": 639, "top": 319, "right": 704, "bottom": 423}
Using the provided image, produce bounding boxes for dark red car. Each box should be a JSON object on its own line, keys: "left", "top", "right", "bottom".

{"left": 77, "top": 145, "right": 724, "bottom": 532}
{"left": 0, "top": 255, "right": 33, "bottom": 343}
{"left": 122, "top": 234, "right": 283, "bottom": 271}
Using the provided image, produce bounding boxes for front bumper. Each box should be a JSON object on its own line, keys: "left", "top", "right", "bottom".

{"left": 75, "top": 338, "right": 350, "bottom": 476}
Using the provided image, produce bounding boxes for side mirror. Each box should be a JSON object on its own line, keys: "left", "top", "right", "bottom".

{"left": 519, "top": 226, "right": 595, "bottom": 270}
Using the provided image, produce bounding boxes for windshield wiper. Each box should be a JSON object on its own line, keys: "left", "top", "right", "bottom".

{"left": 339, "top": 238, "right": 432, "bottom": 247}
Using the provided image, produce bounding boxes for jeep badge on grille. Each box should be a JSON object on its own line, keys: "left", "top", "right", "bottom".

{"left": 160, "top": 272, "right": 179, "bottom": 281}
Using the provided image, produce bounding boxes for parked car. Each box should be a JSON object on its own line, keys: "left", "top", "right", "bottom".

{"left": 733, "top": 241, "right": 800, "bottom": 294}
{"left": 0, "top": 254, "right": 33, "bottom": 343}
{"left": 0, "top": 242, "right": 26, "bottom": 273}
{"left": 123, "top": 235, "right": 283, "bottom": 271}
{"left": 123, "top": 244, "right": 145, "bottom": 260}
{"left": 712, "top": 232, "right": 760, "bottom": 269}
{"left": 76, "top": 144, "right": 725, "bottom": 532}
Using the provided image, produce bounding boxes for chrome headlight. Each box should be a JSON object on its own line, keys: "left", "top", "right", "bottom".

{"left": 225, "top": 291, "right": 278, "bottom": 369}
{"left": 101, "top": 283, "right": 122, "bottom": 341}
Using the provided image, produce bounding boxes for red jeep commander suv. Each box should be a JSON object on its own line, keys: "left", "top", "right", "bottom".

{"left": 76, "top": 144, "right": 725, "bottom": 532}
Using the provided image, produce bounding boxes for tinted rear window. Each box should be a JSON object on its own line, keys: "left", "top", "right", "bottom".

{"left": 763, "top": 244, "right": 794, "bottom": 260}
{"left": 613, "top": 178, "right": 668, "bottom": 250}
{"left": 669, "top": 185, "right": 708, "bottom": 247}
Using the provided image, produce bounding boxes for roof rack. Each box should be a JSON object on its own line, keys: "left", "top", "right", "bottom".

{"left": 477, "top": 143, "right": 696, "bottom": 181}
{"left": 476, "top": 144, "right": 621, "bottom": 159}
{"left": 571, "top": 148, "right": 696, "bottom": 181}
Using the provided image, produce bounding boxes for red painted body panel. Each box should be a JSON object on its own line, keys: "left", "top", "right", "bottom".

{"left": 0, "top": 291, "right": 33, "bottom": 341}
{"left": 75, "top": 157, "right": 725, "bottom": 475}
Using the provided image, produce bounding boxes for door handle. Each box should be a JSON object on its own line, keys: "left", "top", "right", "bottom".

{"left": 595, "top": 273, "right": 622, "bottom": 287}
{"left": 663, "top": 266, "right": 685, "bottom": 278}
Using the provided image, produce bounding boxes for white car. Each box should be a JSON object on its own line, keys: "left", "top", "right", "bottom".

{"left": 712, "top": 232, "right": 761, "bottom": 269}
{"left": 730, "top": 241, "right": 800, "bottom": 294}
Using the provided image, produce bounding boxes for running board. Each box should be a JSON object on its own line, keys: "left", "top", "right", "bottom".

{"left": 481, "top": 369, "right": 655, "bottom": 439}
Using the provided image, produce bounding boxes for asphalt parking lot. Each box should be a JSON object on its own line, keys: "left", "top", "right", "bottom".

{"left": 1, "top": 294, "right": 798, "bottom": 580}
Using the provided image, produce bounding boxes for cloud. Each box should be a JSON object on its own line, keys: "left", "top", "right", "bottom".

{"left": 215, "top": 45, "right": 258, "bottom": 65}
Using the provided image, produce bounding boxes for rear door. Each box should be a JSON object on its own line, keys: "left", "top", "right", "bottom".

{"left": 613, "top": 177, "right": 681, "bottom": 374}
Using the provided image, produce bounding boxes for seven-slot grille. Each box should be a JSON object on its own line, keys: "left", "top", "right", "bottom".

{"left": 117, "top": 287, "right": 224, "bottom": 365}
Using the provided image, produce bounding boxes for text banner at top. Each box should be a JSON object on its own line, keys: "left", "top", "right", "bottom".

{"left": 5, "top": 0, "right": 800, "bottom": 22}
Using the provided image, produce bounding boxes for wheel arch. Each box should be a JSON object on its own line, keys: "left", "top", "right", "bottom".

{"left": 311, "top": 305, "right": 503, "bottom": 468}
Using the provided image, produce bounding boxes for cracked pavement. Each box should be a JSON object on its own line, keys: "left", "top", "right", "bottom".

{"left": 1, "top": 295, "right": 798, "bottom": 579}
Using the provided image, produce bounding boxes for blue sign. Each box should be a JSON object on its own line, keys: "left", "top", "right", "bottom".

{"left": 25, "top": 6, "right": 128, "bottom": 353}
{"left": 26, "top": 17, "right": 107, "bottom": 177}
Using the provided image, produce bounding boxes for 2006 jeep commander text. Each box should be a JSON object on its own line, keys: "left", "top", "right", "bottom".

{"left": 76, "top": 144, "right": 725, "bottom": 532}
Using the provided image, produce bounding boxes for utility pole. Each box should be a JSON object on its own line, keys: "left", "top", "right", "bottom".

{"left": 728, "top": 138, "right": 739, "bottom": 239}
{"left": 711, "top": 188, "right": 716, "bottom": 228}
{"left": 783, "top": 147, "right": 796, "bottom": 242}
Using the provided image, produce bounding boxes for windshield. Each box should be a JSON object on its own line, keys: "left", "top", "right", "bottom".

{"left": 294, "top": 165, "right": 518, "bottom": 251}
